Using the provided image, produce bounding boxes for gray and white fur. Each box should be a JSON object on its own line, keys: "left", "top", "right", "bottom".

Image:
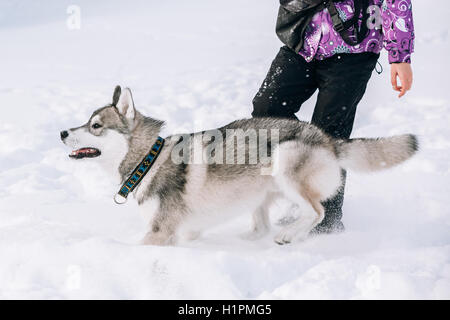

{"left": 61, "top": 86, "right": 419, "bottom": 246}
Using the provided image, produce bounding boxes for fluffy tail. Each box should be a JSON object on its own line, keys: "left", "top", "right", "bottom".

{"left": 336, "top": 134, "right": 419, "bottom": 172}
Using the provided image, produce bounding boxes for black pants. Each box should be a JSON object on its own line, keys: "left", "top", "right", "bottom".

{"left": 252, "top": 46, "right": 379, "bottom": 232}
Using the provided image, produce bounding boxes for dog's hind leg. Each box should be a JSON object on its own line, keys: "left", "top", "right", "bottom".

{"left": 273, "top": 194, "right": 318, "bottom": 245}
{"left": 272, "top": 172, "right": 331, "bottom": 244}
{"left": 299, "top": 187, "right": 325, "bottom": 231}
{"left": 241, "top": 192, "right": 277, "bottom": 240}
{"left": 274, "top": 175, "right": 336, "bottom": 244}
{"left": 273, "top": 143, "right": 340, "bottom": 244}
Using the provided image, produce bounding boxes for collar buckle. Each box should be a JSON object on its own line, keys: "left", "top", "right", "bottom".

{"left": 114, "top": 193, "right": 128, "bottom": 205}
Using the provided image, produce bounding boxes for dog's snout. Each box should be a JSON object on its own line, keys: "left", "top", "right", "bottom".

{"left": 60, "top": 130, "right": 69, "bottom": 140}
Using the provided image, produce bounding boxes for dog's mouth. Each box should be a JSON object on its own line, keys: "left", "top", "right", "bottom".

{"left": 69, "top": 147, "right": 101, "bottom": 159}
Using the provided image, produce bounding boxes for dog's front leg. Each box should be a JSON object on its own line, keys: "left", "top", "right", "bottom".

{"left": 141, "top": 229, "right": 174, "bottom": 246}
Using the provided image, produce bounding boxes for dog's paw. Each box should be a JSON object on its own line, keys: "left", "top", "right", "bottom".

{"left": 185, "top": 230, "right": 201, "bottom": 241}
{"left": 274, "top": 232, "right": 292, "bottom": 245}
{"left": 240, "top": 229, "right": 268, "bottom": 241}
{"left": 140, "top": 232, "right": 174, "bottom": 246}
{"left": 274, "top": 228, "right": 307, "bottom": 245}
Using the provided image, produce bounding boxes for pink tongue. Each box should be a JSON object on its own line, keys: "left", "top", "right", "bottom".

{"left": 71, "top": 148, "right": 96, "bottom": 156}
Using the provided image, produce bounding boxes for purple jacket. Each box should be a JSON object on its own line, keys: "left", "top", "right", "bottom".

{"left": 299, "top": 0, "right": 415, "bottom": 63}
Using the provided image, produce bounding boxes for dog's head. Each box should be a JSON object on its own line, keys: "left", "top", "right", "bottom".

{"left": 60, "top": 86, "right": 135, "bottom": 164}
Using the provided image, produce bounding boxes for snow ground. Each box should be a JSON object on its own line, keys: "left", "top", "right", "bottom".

{"left": 0, "top": 0, "right": 449, "bottom": 299}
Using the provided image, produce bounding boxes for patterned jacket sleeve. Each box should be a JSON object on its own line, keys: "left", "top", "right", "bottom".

{"left": 382, "top": 0, "right": 415, "bottom": 63}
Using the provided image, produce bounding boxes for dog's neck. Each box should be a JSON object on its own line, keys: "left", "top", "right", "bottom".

{"left": 118, "top": 112, "right": 165, "bottom": 183}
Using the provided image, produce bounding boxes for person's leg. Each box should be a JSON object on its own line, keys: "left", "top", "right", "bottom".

{"left": 315, "top": 170, "right": 347, "bottom": 233}
{"left": 252, "top": 46, "right": 318, "bottom": 120}
{"left": 312, "top": 52, "right": 379, "bottom": 233}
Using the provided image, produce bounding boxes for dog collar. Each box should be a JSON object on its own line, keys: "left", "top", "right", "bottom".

{"left": 114, "top": 136, "right": 165, "bottom": 204}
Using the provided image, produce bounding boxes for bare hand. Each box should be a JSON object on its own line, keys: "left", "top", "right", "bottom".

{"left": 391, "top": 63, "right": 413, "bottom": 98}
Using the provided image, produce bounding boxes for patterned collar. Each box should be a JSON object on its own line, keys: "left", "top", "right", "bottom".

{"left": 114, "top": 136, "right": 165, "bottom": 204}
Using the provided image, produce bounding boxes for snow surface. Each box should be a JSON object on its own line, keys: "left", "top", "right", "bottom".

{"left": 0, "top": 0, "right": 449, "bottom": 299}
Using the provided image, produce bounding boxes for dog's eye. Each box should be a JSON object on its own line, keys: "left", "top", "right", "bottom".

{"left": 92, "top": 123, "right": 102, "bottom": 129}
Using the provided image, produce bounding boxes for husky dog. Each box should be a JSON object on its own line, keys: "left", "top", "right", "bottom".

{"left": 60, "top": 86, "right": 418, "bottom": 246}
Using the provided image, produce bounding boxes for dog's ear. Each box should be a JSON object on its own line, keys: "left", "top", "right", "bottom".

{"left": 116, "top": 87, "right": 135, "bottom": 121}
{"left": 112, "top": 85, "right": 121, "bottom": 106}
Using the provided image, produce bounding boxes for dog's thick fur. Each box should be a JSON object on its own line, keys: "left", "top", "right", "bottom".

{"left": 61, "top": 86, "right": 419, "bottom": 245}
